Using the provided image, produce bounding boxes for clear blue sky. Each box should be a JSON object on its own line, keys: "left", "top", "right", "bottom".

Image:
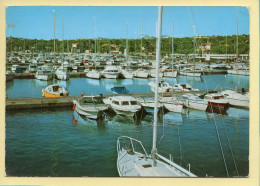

{"left": 6, "top": 6, "right": 249, "bottom": 39}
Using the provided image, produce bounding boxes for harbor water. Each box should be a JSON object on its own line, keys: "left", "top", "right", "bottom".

{"left": 6, "top": 74, "right": 249, "bottom": 98}
{"left": 5, "top": 74, "right": 249, "bottom": 177}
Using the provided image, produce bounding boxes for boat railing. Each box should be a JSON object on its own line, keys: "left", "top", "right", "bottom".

{"left": 156, "top": 153, "right": 197, "bottom": 177}
{"left": 117, "top": 136, "right": 148, "bottom": 158}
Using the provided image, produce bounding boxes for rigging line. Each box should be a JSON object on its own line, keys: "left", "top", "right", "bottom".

{"left": 210, "top": 106, "right": 230, "bottom": 177}
{"left": 190, "top": 7, "right": 200, "bottom": 36}
{"left": 158, "top": 107, "right": 165, "bottom": 146}
{"left": 177, "top": 125, "right": 183, "bottom": 164}
{"left": 187, "top": 7, "right": 194, "bottom": 32}
{"left": 202, "top": 70, "right": 229, "bottom": 177}
{"left": 219, "top": 109, "right": 239, "bottom": 176}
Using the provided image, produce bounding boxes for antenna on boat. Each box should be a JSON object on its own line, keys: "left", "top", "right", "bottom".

{"left": 151, "top": 6, "right": 163, "bottom": 167}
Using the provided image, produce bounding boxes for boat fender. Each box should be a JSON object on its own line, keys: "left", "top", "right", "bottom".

{"left": 73, "top": 119, "right": 77, "bottom": 125}
{"left": 73, "top": 104, "right": 76, "bottom": 110}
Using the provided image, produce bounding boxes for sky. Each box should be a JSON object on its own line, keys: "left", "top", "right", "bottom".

{"left": 6, "top": 6, "right": 249, "bottom": 40}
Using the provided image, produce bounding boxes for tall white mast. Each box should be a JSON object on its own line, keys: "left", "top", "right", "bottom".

{"left": 62, "top": 14, "right": 64, "bottom": 69}
{"left": 94, "top": 16, "right": 97, "bottom": 70}
{"left": 126, "top": 23, "right": 128, "bottom": 62}
{"left": 141, "top": 19, "right": 143, "bottom": 57}
{"left": 192, "top": 25, "right": 196, "bottom": 88}
{"left": 53, "top": 10, "right": 56, "bottom": 84}
{"left": 171, "top": 23, "right": 174, "bottom": 78}
{"left": 151, "top": 6, "right": 163, "bottom": 166}
{"left": 236, "top": 7, "right": 238, "bottom": 91}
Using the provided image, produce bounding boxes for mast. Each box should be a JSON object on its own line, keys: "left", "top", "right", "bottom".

{"left": 53, "top": 10, "right": 56, "bottom": 84}
{"left": 94, "top": 16, "right": 97, "bottom": 70}
{"left": 126, "top": 23, "right": 128, "bottom": 62}
{"left": 141, "top": 19, "right": 143, "bottom": 58}
{"left": 171, "top": 23, "right": 174, "bottom": 78}
{"left": 192, "top": 25, "right": 196, "bottom": 88}
{"left": 236, "top": 7, "right": 238, "bottom": 91}
{"left": 225, "top": 34, "right": 227, "bottom": 63}
{"left": 152, "top": 6, "right": 163, "bottom": 166}
{"left": 62, "top": 14, "right": 64, "bottom": 69}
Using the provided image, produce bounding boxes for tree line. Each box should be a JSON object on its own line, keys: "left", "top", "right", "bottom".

{"left": 6, "top": 34, "right": 249, "bottom": 55}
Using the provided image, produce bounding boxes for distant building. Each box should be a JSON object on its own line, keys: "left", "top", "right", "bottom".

{"left": 195, "top": 35, "right": 220, "bottom": 39}
{"left": 199, "top": 43, "right": 212, "bottom": 54}
{"left": 71, "top": 43, "right": 79, "bottom": 53}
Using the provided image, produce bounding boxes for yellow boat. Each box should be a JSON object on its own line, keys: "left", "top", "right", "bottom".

{"left": 42, "top": 84, "right": 69, "bottom": 98}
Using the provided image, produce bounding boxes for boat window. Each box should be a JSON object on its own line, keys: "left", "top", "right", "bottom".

{"left": 130, "top": 101, "right": 137, "bottom": 105}
{"left": 53, "top": 86, "right": 59, "bottom": 92}
{"left": 122, "top": 101, "right": 129, "bottom": 105}
{"left": 113, "top": 101, "right": 120, "bottom": 105}
{"left": 93, "top": 97, "right": 102, "bottom": 103}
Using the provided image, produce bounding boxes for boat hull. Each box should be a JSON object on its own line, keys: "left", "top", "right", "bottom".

{"left": 163, "top": 71, "right": 177, "bottom": 78}
{"left": 184, "top": 99, "right": 208, "bottom": 111}
{"left": 163, "top": 103, "right": 183, "bottom": 113}
{"left": 36, "top": 74, "right": 52, "bottom": 81}
{"left": 42, "top": 89, "right": 68, "bottom": 97}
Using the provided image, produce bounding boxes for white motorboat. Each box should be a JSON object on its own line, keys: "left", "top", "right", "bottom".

{"left": 35, "top": 70, "right": 52, "bottom": 81}
{"left": 117, "top": 7, "right": 197, "bottom": 178}
{"left": 133, "top": 69, "right": 149, "bottom": 78}
{"left": 227, "top": 69, "right": 249, "bottom": 76}
{"left": 148, "top": 79, "right": 172, "bottom": 93}
{"left": 163, "top": 69, "right": 178, "bottom": 78}
{"left": 73, "top": 95, "right": 108, "bottom": 120}
{"left": 150, "top": 69, "right": 163, "bottom": 78}
{"left": 101, "top": 66, "right": 121, "bottom": 79}
{"left": 25, "top": 64, "right": 37, "bottom": 74}
{"left": 103, "top": 96, "right": 141, "bottom": 117}
{"left": 159, "top": 96, "right": 183, "bottom": 113}
{"left": 182, "top": 93, "right": 208, "bottom": 111}
{"left": 180, "top": 67, "right": 202, "bottom": 77}
{"left": 6, "top": 71, "right": 13, "bottom": 81}
{"left": 121, "top": 69, "right": 133, "bottom": 79}
{"left": 86, "top": 69, "right": 101, "bottom": 79}
{"left": 221, "top": 89, "right": 249, "bottom": 108}
{"left": 11, "top": 64, "right": 19, "bottom": 73}
{"left": 137, "top": 96, "right": 163, "bottom": 114}
{"left": 172, "top": 83, "right": 199, "bottom": 92}
{"left": 56, "top": 66, "right": 70, "bottom": 80}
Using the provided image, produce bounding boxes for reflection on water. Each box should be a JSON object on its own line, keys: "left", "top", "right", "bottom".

{"left": 6, "top": 103, "right": 249, "bottom": 177}
{"left": 6, "top": 74, "right": 249, "bottom": 99}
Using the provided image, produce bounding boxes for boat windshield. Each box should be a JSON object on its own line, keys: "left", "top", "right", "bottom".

{"left": 122, "top": 101, "right": 129, "bottom": 105}
{"left": 130, "top": 101, "right": 137, "bottom": 105}
{"left": 52, "top": 86, "right": 60, "bottom": 92}
{"left": 80, "top": 96, "right": 103, "bottom": 104}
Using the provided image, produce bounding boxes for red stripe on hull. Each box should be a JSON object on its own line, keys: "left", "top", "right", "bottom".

{"left": 208, "top": 102, "right": 229, "bottom": 109}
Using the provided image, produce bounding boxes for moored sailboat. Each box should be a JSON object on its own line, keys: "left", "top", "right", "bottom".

{"left": 117, "top": 7, "right": 196, "bottom": 177}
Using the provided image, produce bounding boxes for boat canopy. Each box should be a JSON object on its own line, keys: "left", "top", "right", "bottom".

{"left": 199, "top": 91, "right": 218, "bottom": 99}
{"left": 111, "top": 87, "right": 131, "bottom": 94}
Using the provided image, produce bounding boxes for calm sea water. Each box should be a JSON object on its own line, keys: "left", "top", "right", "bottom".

{"left": 5, "top": 74, "right": 249, "bottom": 177}
{"left": 6, "top": 74, "right": 249, "bottom": 98}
